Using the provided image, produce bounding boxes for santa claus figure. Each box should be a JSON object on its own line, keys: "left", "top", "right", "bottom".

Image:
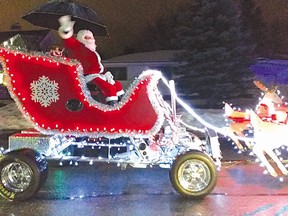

{"left": 58, "top": 15, "right": 124, "bottom": 105}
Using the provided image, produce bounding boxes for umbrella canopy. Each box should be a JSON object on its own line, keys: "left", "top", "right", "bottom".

{"left": 22, "top": 0, "right": 108, "bottom": 37}
{"left": 250, "top": 59, "right": 288, "bottom": 85}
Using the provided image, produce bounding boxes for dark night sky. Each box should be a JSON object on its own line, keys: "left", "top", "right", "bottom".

{"left": 0, "top": 0, "right": 288, "bottom": 58}
{"left": 0, "top": 0, "right": 187, "bottom": 57}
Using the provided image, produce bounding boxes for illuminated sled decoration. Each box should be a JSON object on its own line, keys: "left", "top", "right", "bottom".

{"left": 0, "top": 47, "right": 163, "bottom": 137}
{"left": 0, "top": 47, "right": 221, "bottom": 201}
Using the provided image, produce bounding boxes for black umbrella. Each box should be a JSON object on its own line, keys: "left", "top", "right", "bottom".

{"left": 22, "top": 0, "right": 108, "bottom": 37}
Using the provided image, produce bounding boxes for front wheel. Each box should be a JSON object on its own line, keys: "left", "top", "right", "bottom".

{"left": 0, "top": 148, "right": 48, "bottom": 201}
{"left": 170, "top": 150, "right": 217, "bottom": 198}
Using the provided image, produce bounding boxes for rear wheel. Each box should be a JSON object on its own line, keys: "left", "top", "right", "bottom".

{"left": 0, "top": 148, "right": 48, "bottom": 201}
{"left": 170, "top": 150, "right": 217, "bottom": 198}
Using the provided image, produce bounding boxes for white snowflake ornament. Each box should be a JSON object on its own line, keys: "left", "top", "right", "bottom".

{"left": 30, "top": 75, "right": 59, "bottom": 107}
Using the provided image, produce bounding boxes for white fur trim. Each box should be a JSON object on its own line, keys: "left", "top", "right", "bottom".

{"left": 116, "top": 90, "right": 125, "bottom": 96}
{"left": 85, "top": 73, "right": 106, "bottom": 83}
{"left": 106, "top": 96, "right": 118, "bottom": 102}
{"left": 95, "top": 52, "right": 104, "bottom": 73}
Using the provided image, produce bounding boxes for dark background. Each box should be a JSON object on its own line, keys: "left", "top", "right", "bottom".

{"left": 1, "top": 0, "right": 288, "bottom": 59}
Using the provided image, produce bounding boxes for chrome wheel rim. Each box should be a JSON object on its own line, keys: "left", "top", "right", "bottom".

{"left": 1, "top": 161, "right": 33, "bottom": 193}
{"left": 178, "top": 159, "right": 211, "bottom": 192}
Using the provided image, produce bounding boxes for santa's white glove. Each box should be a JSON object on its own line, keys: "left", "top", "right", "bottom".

{"left": 105, "top": 71, "right": 115, "bottom": 85}
{"left": 58, "top": 15, "right": 75, "bottom": 39}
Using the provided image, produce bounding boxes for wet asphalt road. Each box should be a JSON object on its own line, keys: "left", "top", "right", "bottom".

{"left": 1, "top": 134, "right": 288, "bottom": 215}
{"left": 1, "top": 161, "right": 288, "bottom": 216}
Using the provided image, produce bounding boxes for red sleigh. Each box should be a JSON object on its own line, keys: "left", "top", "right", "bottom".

{"left": 0, "top": 47, "right": 220, "bottom": 202}
{"left": 0, "top": 47, "right": 164, "bottom": 137}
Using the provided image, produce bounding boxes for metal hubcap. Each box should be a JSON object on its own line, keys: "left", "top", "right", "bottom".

{"left": 178, "top": 159, "right": 211, "bottom": 192}
{"left": 1, "top": 161, "right": 33, "bottom": 193}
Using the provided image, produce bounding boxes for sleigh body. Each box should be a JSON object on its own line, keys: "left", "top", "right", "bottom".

{"left": 0, "top": 47, "right": 164, "bottom": 137}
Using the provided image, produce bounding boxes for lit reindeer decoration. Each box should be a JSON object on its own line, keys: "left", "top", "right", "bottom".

{"left": 224, "top": 104, "right": 250, "bottom": 150}
{"left": 225, "top": 80, "right": 286, "bottom": 150}
{"left": 253, "top": 80, "right": 283, "bottom": 118}
{"left": 250, "top": 111, "right": 288, "bottom": 177}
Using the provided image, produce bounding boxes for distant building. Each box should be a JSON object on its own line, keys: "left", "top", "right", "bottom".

{"left": 0, "top": 46, "right": 183, "bottom": 99}
{"left": 0, "top": 29, "right": 56, "bottom": 52}
{"left": 103, "top": 50, "right": 183, "bottom": 95}
{"left": 0, "top": 29, "right": 56, "bottom": 99}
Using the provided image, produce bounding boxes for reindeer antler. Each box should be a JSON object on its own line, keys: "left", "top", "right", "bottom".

{"left": 269, "top": 85, "right": 278, "bottom": 93}
{"left": 254, "top": 80, "right": 268, "bottom": 92}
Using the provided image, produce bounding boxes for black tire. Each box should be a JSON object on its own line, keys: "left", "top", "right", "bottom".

{"left": 170, "top": 150, "right": 218, "bottom": 198}
{"left": 0, "top": 148, "right": 48, "bottom": 201}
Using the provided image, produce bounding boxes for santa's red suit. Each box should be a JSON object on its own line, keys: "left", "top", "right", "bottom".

{"left": 58, "top": 16, "right": 124, "bottom": 104}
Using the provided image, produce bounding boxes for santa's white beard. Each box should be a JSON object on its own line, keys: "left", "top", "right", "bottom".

{"left": 77, "top": 37, "right": 96, "bottom": 51}
{"left": 83, "top": 42, "right": 96, "bottom": 52}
